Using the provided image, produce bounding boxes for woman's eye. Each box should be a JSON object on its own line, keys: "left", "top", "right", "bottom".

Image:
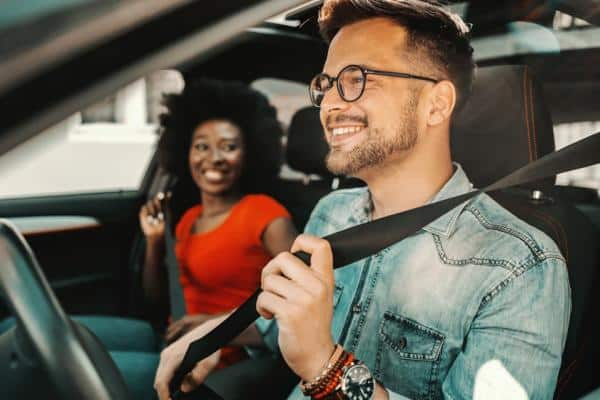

{"left": 194, "top": 143, "right": 209, "bottom": 151}
{"left": 222, "top": 143, "right": 239, "bottom": 152}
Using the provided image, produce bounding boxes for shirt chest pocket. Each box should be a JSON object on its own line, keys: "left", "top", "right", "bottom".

{"left": 375, "top": 312, "right": 445, "bottom": 400}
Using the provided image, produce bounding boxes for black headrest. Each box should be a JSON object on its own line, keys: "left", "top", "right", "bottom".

{"left": 451, "top": 65, "right": 555, "bottom": 189}
{"left": 286, "top": 106, "right": 333, "bottom": 178}
{"left": 287, "top": 65, "right": 555, "bottom": 187}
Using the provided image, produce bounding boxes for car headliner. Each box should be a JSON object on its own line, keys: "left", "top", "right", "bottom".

{"left": 0, "top": 0, "right": 599, "bottom": 157}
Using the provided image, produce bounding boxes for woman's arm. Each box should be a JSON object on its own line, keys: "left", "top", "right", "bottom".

{"left": 261, "top": 217, "right": 298, "bottom": 256}
{"left": 139, "top": 197, "right": 169, "bottom": 306}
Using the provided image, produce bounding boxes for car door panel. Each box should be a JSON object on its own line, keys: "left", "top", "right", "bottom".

{"left": 0, "top": 190, "right": 142, "bottom": 319}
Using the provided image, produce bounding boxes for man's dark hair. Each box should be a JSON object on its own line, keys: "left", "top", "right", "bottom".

{"left": 157, "top": 78, "right": 283, "bottom": 212}
{"left": 319, "top": 0, "right": 475, "bottom": 112}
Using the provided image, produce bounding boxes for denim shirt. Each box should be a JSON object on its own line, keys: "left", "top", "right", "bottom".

{"left": 256, "top": 164, "right": 571, "bottom": 400}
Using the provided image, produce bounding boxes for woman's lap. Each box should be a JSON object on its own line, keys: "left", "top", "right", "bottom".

{"left": 73, "top": 315, "right": 161, "bottom": 352}
{"left": 0, "top": 315, "right": 160, "bottom": 352}
{"left": 110, "top": 350, "right": 160, "bottom": 400}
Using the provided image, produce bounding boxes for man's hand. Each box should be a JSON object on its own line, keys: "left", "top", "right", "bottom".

{"left": 165, "top": 314, "right": 219, "bottom": 344}
{"left": 154, "top": 316, "right": 225, "bottom": 400}
{"left": 256, "top": 234, "right": 336, "bottom": 381}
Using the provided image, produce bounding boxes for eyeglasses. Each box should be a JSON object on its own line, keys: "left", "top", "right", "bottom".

{"left": 309, "top": 64, "right": 439, "bottom": 107}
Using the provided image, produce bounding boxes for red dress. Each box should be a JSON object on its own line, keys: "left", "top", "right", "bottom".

{"left": 175, "top": 194, "right": 290, "bottom": 367}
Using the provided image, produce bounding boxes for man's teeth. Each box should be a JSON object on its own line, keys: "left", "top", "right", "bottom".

{"left": 331, "top": 126, "right": 363, "bottom": 136}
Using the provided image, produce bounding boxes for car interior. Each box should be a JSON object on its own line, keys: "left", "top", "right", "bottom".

{"left": 0, "top": 1, "right": 599, "bottom": 399}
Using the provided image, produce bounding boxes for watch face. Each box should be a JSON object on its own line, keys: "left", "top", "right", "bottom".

{"left": 341, "top": 363, "right": 375, "bottom": 400}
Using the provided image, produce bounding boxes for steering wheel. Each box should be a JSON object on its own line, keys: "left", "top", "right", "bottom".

{"left": 0, "top": 219, "right": 130, "bottom": 400}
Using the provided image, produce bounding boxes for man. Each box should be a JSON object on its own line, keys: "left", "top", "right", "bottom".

{"left": 154, "top": 1, "right": 570, "bottom": 399}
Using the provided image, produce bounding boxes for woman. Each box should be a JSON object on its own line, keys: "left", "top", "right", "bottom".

{"left": 0, "top": 79, "right": 297, "bottom": 399}
{"left": 139, "top": 78, "right": 297, "bottom": 366}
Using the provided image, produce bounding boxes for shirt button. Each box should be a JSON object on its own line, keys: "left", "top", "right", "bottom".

{"left": 352, "top": 303, "right": 362, "bottom": 313}
{"left": 398, "top": 337, "right": 407, "bottom": 349}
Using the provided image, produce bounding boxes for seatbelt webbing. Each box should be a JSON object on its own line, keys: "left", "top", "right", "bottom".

{"left": 170, "top": 132, "right": 600, "bottom": 399}
{"left": 164, "top": 208, "right": 187, "bottom": 320}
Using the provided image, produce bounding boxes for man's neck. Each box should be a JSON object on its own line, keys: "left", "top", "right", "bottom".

{"left": 360, "top": 149, "right": 454, "bottom": 220}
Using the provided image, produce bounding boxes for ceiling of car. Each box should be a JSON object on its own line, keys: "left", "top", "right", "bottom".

{"left": 0, "top": 0, "right": 599, "bottom": 157}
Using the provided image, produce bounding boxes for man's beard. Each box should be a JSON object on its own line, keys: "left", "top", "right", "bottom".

{"left": 325, "top": 96, "right": 418, "bottom": 176}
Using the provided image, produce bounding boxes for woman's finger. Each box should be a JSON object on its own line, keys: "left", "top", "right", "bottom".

{"left": 165, "top": 321, "right": 184, "bottom": 343}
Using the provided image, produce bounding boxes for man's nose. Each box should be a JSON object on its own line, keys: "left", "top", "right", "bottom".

{"left": 321, "top": 84, "right": 351, "bottom": 114}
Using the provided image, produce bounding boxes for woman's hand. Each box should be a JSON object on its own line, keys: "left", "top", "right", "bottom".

{"left": 165, "top": 314, "right": 220, "bottom": 344}
{"left": 139, "top": 192, "right": 170, "bottom": 241}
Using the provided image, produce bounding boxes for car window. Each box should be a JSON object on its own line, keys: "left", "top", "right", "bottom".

{"left": 0, "top": 69, "right": 184, "bottom": 199}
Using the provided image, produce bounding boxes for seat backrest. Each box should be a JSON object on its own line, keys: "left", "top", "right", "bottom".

{"left": 274, "top": 107, "right": 336, "bottom": 230}
{"left": 451, "top": 65, "right": 555, "bottom": 190}
{"left": 452, "top": 65, "right": 600, "bottom": 399}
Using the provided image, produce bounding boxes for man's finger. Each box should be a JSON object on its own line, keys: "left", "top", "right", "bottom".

{"left": 290, "top": 234, "right": 334, "bottom": 281}
{"left": 180, "top": 373, "right": 199, "bottom": 394}
{"left": 180, "top": 352, "right": 220, "bottom": 393}
{"left": 262, "top": 252, "right": 319, "bottom": 288}
{"left": 262, "top": 273, "right": 310, "bottom": 304}
{"left": 256, "top": 290, "right": 287, "bottom": 320}
{"left": 154, "top": 359, "right": 173, "bottom": 400}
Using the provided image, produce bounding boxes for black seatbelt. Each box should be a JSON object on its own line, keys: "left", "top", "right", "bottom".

{"left": 170, "top": 132, "right": 600, "bottom": 399}
{"left": 162, "top": 195, "right": 187, "bottom": 321}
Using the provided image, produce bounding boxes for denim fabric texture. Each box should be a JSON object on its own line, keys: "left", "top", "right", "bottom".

{"left": 256, "top": 164, "right": 571, "bottom": 400}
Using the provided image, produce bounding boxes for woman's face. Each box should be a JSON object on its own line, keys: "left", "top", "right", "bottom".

{"left": 188, "top": 119, "right": 245, "bottom": 196}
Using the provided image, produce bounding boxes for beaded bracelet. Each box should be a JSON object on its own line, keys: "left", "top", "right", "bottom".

{"left": 300, "top": 344, "right": 344, "bottom": 395}
{"left": 313, "top": 352, "right": 354, "bottom": 399}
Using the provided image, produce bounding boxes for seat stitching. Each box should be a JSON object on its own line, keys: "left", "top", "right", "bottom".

{"left": 529, "top": 77, "right": 538, "bottom": 160}
{"left": 555, "top": 334, "right": 589, "bottom": 399}
{"left": 523, "top": 67, "right": 534, "bottom": 162}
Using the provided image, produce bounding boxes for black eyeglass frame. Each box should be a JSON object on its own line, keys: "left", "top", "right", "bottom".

{"left": 309, "top": 64, "right": 439, "bottom": 107}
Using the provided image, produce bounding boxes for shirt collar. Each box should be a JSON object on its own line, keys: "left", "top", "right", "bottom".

{"left": 422, "top": 163, "right": 474, "bottom": 237}
{"left": 349, "top": 163, "right": 474, "bottom": 237}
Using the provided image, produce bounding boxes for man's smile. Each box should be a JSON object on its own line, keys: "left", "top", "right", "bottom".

{"left": 327, "top": 125, "right": 367, "bottom": 148}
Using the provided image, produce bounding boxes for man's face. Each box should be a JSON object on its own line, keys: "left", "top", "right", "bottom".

{"left": 320, "top": 17, "right": 424, "bottom": 177}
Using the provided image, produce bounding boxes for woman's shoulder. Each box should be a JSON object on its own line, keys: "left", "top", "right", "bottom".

{"left": 241, "top": 194, "right": 286, "bottom": 209}
{"left": 175, "top": 204, "right": 202, "bottom": 238}
{"left": 237, "top": 194, "right": 291, "bottom": 222}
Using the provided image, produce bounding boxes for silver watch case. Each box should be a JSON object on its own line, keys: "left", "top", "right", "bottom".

{"left": 341, "top": 362, "right": 375, "bottom": 400}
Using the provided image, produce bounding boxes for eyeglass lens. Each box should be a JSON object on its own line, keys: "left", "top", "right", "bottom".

{"left": 310, "top": 65, "right": 365, "bottom": 107}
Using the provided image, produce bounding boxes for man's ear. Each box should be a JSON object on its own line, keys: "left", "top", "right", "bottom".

{"left": 427, "top": 80, "right": 456, "bottom": 126}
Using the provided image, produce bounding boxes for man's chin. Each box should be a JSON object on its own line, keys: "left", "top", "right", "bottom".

{"left": 326, "top": 153, "right": 355, "bottom": 176}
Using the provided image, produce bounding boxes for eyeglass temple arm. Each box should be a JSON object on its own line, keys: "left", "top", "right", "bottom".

{"left": 364, "top": 68, "right": 439, "bottom": 83}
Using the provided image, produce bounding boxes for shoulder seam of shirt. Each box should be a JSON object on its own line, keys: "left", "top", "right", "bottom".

{"left": 464, "top": 202, "right": 564, "bottom": 260}
{"left": 480, "top": 255, "right": 566, "bottom": 306}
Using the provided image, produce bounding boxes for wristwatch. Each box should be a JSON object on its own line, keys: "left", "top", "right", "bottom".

{"left": 339, "top": 360, "right": 375, "bottom": 400}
